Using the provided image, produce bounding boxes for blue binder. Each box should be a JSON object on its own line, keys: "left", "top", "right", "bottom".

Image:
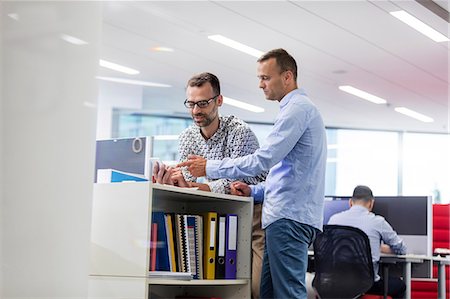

{"left": 152, "top": 211, "right": 170, "bottom": 271}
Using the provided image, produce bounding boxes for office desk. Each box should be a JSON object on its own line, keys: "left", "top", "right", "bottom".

{"left": 432, "top": 256, "right": 450, "bottom": 299}
{"left": 309, "top": 251, "right": 439, "bottom": 299}
{"left": 380, "top": 254, "right": 428, "bottom": 299}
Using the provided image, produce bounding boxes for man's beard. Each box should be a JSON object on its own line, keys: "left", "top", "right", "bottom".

{"left": 193, "top": 113, "right": 215, "bottom": 127}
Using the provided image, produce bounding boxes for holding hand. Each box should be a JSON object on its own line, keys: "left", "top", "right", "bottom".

{"left": 230, "top": 181, "right": 251, "bottom": 197}
{"left": 177, "top": 154, "right": 207, "bottom": 177}
{"left": 152, "top": 161, "right": 175, "bottom": 185}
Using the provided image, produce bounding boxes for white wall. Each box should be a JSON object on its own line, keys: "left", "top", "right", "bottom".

{"left": 1, "top": 2, "right": 101, "bottom": 298}
{"left": 96, "top": 81, "right": 143, "bottom": 139}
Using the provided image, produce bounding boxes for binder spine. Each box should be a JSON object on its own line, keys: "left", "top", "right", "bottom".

{"left": 225, "top": 214, "right": 238, "bottom": 279}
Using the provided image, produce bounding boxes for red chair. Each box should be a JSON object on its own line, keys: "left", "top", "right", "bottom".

{"left": 411, "top": 204, "right": 450, "bottom": 298}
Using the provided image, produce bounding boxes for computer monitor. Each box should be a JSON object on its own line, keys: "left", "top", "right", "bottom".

{"left": 94, "top": 137, "right": 152, "bottom": 183}
{"left": 323, "top": 197, "right": 350, "bottom": 225}
{"left": 372, "top": 196, "right": 432, "bottom": 256}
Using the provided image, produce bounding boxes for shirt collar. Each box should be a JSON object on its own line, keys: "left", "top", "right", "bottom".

{"left": 279, "top": 88, "right": 307, "bottom": 108}
{"left": 350, "top": 205, "right": 370, "bottom": 213}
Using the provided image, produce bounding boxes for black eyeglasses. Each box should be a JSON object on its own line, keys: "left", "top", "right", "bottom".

{"left": 184, "top": 95, "right": 219, "bottom": 109}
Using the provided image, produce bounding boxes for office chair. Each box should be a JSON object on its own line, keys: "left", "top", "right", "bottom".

{"left": 312, "top": 225, "right": 375, "bottom": 299}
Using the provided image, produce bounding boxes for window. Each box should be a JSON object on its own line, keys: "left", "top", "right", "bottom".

{"left": 331, "top": 129, "right": 399, "bottom": 196}
{"left": 402, "top": 133, "right": 450, "bottom": 203}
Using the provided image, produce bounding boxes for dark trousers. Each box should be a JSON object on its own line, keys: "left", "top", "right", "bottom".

{"left": 367, "top": 277, "right": 406, "bottom": 299}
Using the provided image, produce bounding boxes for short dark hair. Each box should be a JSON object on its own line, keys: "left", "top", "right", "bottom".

{"left": 352, "top": 185, "right": 374, "bottom": 202}
{"left": 257, "top": 48, "right": 298, "bottom": 81}
{"left": 186, "top": 72, "right": 220, "bottom": 95}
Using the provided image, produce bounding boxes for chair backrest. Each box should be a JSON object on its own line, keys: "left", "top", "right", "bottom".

{"left": 312, "top": 225, "right": 374, "bottom": 299}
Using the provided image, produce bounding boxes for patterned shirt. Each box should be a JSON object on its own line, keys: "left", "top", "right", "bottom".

{"left": 178, "top": 115, "right": 266, "bottom": 195}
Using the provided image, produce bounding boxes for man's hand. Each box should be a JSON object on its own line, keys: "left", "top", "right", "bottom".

{"left": 380, "top": 244, "right": 393, "bottom": 254}
{"left": 152, "top": 161, "right": 175, "bottom": 185}
{"left": 230, "top": 181, "right": 251, "bottom": 197}
{"left": 176, "top": 154, "right": 207, "bottom": 177}
{"left": 170, "top": 168, "right": 211, "bottom": 191}
{"left": 170, "top": 169, "right": 191, "bottom": 188}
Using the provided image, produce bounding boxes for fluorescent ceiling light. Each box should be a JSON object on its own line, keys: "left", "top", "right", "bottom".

{"left": 96, "top": 76, "right": 171, "bottom": 88}
{"left": 338, "top": 85, "right": 387, "bottom": 104}
{"left": 390, "top": 10, "right": 449, "bottom": 42}
{"left": 208, "top": 35, "right": 264, "bottom": 58}
{"left": 223, "top": 96, "right": 264, "bottom": 113}
{"left": 60, "top": 34, "right": 88, "bottom": 45}
{"left": 83, "top": 101, "right": 96, "bottom": 108}
{"left": 394, "top": 107, "right": 434, "bottom": 123}
{"left": 99, "top": 59, "right": 140, "bottom": 75}
{"left": 151, "top": 46, "right": 174, "bottom": 52}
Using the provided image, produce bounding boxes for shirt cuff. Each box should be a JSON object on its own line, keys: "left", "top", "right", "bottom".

{"left": 250, "top": 184, "right": 264, "bottom": 204}
{"left": 206, "top": 180, "right": 226, "bottom": 194}
{"left": 206, "top": 160, "right": 221, "bottom": 179}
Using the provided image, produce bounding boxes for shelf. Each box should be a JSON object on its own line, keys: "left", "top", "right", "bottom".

{"left": 90, "top": 182, "right": 252, "bottom": 298}
{"left": 152, "top": 183, "right": 252, "bottom": 203}
{"left": 147, "top": 278, "right": 250, "bottom": 286}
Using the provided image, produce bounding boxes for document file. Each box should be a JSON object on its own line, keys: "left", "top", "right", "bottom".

{"left": 203, "top": 212, "right": 217, "bottom": 279}
{"left": 215, "top": 215, "right": 226, "bottom": 279}
{"left": 225, "top": 214, "right": 238, "bottom": 279}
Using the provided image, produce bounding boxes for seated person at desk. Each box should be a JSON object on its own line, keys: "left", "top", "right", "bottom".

{"left": 328, "top": 185, "right": 408, "bottom": 298}
{"left": 153, "top": 72, "right": 266, "bottom": 299}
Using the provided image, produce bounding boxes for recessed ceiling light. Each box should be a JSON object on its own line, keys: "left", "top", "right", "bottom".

{"left": 208, "top": 35, "right": 264, "bottom": 58}
{"left": 151, "top": 46, "right": 174, "bottom": 52}
{"left": 390, "top": 10, "right": 449, "bottom": 42}
{"left": 223, "top": 96, "right": 264, "bottom": 113}
{"left": 394, "top": 107, "right": 434, "bottom": 123}
{"left": 60, "top": 34, "right": 88, "bottom": 45}
{"left": 99, "top": 59, "right": 140, "bottom": 75}
{"left": 7, "top": 13, "right": 19, "bottom": 21}
{"left": 338, "top": 85, "right": 387, "bottom": 104}
{"left": 96, "top": 76, "right": 171, "bottom": 88}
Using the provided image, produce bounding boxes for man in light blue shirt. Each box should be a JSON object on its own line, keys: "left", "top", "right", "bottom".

{"left": 328, "top": 185, "right": 407, "bottom": 298}
{"left": 178, "top": 48, "right": 327, "bottom": 299}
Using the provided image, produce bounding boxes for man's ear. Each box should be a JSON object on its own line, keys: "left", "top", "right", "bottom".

{"left": 349, "top": 198, "right": 353, "bottom": 207}
{"left": 368, "top": 199, "right": 374, "bottom": 211}
{"left": 283, "top": 70, "right": 294, "bottom": 85}
{"left": 216, "top": 95, "right": 223, "bottom": 106}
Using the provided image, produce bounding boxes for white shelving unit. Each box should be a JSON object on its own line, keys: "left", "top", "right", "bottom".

{"left": 89, "top": 182, "right": 252, "bottom": 299}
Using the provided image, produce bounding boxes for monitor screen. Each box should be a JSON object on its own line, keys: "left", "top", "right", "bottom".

{"left": 94, "top": 137, "right": 152, "bottom": 183}
{"left": 372, "top": 196, "right": 428, "bottom": 236}
{"left": 323, "top": 198, "right": 350, "bottom": 225}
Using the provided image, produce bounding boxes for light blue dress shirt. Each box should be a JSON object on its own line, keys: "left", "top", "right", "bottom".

{"left": 328, "top": 205, "right": 408, "bottom": 281}
{"left": 206, "top": 88, "right": 327, "bottom": 230}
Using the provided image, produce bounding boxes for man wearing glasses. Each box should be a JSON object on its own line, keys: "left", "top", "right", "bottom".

{"left": 154, "top": 72, "right": 266, "bottom": 299}
{"left": 178, "top": 49, "right": 327, "bottom": 299}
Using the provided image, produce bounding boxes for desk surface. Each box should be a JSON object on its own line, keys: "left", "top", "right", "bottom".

{"left": 432, "top": 256, "right": 450, "bottom": 264}
{"left": 380, "top": 253, "right": 430, "bottom": 263}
